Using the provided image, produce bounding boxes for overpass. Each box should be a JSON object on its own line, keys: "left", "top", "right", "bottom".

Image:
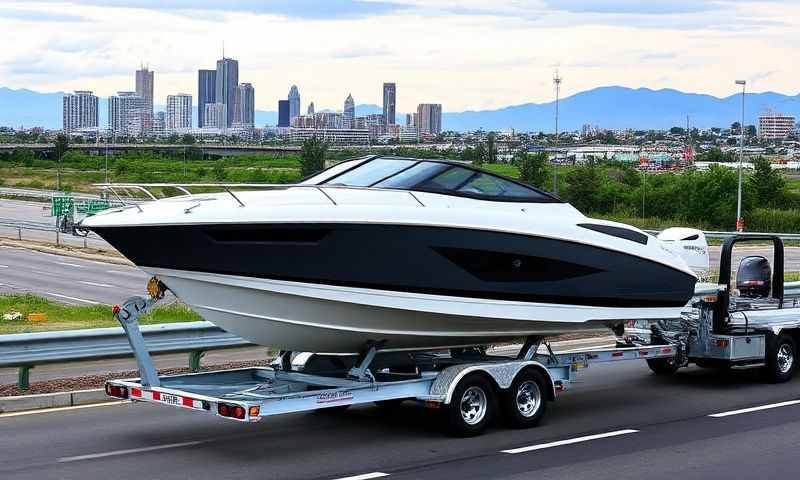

{"left": 0, "top": 143, "right": 302, "bottom": 157}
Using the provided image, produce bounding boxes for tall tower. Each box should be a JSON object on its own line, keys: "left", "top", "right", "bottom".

{"left": 343, "top": 94, "right": 355, "bottom": 129}
{"left": 307, "top": 102, "right": 315, "bottom": 116}
{"left": 166, "top": 93, "right": 192, "bottom": 130}
{"left": 288, "top": 85, "right": 301, "bottom": 122}
{"left": 135, "top": 66, "right": 154, "bottom": 133}
{"left": 62, "top": 91, "right": 98, "bottom": 132}
{"left": 382, "top": 83, "right": 396, "bottom": 126}
{"left": 552, "top": 70, "right": 562, "bottom": 194}
{"left": 233, "top": 83, "right": 255, "bottom": 127}
{"left": 197, "top": 69, "right": 216, "bottom": 128}
{"left": 215, "top": 56, "right": 239, "bottom": 128}
{"left": 278, "top": 100, "right": 290, "bottom": 127}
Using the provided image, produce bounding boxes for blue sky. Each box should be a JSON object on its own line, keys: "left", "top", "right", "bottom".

{"left": 1, "top": 0, "right": 797, "bottom": 111}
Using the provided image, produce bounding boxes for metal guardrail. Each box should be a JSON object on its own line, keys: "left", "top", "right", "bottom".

{"left": 0, "top": 321, "right": 253, "bottom": 389}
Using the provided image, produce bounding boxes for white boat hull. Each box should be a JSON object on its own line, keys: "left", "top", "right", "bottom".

{"left": 149, "top": 267, "right": 686, "bottom": 353}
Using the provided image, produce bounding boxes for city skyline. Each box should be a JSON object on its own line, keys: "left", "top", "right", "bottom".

{"left": 3, "top": 1, "right": 799, "bottom": 114}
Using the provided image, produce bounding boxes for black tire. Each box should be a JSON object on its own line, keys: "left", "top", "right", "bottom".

{"left": 647, "top": 358, "right": 679, "bottom": 375}
{"left": 765, "top": 333, "right": 796, "bottom": 383}
{"left": 502, "top": 369, "right": 548, "bottom": 429}
{"left": 444, "top": 373, "right": 496, "bottom": 437}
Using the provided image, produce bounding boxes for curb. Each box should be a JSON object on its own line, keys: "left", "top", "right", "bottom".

{"left": 0, "top": 388, "right": 112, "bottom": 413}
{"left": 0, "top": 239, "right": 133, "bottom": 266}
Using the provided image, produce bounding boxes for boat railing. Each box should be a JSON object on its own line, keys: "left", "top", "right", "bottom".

{"left": 93, "top": 183, "right": 426, "bottom": 208}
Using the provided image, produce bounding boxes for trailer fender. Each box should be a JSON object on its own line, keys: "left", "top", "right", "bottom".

{"left": 430, "top": 361, "right": 555, "bottom": 405}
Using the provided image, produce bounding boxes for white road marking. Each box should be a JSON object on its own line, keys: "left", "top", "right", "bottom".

{"left": 80, "top": 281, "right": 115, "bottom": 288}
{"left": 45, "top": 292, "right": 100, "bottom": 304}
{"left": 0, "top": 401, "right": 127, "bottom": 418}
{"left": 56, "top": 262, "right": 85, "bottom": 268}
{"left": 709, "top": 400, "right": 800, "bottom": 418}
{"left": 0, "top": 264, "right": 8, "bottom": 268}
{"left": 501, "top": 429, "right": 639, "bottom": 454}
{"left": 58, "top": 440, "right": 204, "bottom": 463}
{"left": 332, "top": 473, "right": 390, "bottom": 480}
{"left": 105, "top": 269, "right": 143, "bottom": 276}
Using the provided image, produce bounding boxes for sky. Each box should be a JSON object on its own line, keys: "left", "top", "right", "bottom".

{"left": 1, "top": 0, "right": 798, "bottom": 113}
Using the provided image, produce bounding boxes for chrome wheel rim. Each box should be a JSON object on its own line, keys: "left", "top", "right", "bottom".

{"left": 515, "top": 380, "right": 541, "bottom": 418}
{"left": 777, "top": 344, "right": 794, "bottom": 374}
{"left": 460, "top": 386, "right": 488, "bottom": 425}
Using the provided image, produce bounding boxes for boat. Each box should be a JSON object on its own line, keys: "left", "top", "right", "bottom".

{"left": 82, "top": 156, "right": 698, "bottom": 353}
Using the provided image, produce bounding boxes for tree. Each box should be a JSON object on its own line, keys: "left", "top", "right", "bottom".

{"left": 731, "top": 122, "right": 741, "bottom": 134}
{"left": 745, "top": 125, "right": 757, "bottom": 138}
{"left": 564, "top": 159, "right": 602, "bottom": 213}
{"left": 483, "top": 133, "right": 498, "bottom": 163}
{"left": 212, "top": 161, "right": 226, "bottom": 181}
{"left": 54, "top": 133, "right": 69, "bottom": 190}
{"left": 181, "top": 134, "right": 196, "bottom": 145}
{"left": 473, "top": 143, "right": 487, "bottom": 167}
{"left": 748, "top": 156, "right": 785, "bottom": 208}
{"left": 300, "top": 136, "right": 328, "bottom": 177}
{"left": 516, "top": 151, "right": 549, "bottom": 189}
{"left": 669, "top": 127, "right": 685, "bottom": 135}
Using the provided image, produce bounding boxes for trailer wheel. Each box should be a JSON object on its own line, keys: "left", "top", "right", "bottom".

{"left": 502, "top": 369, "right": 548, "bottom": 429}
{"left": 445, "top": 374, "right": 496, "bottom": 437}
{"left": 765, "top": 333, "right": 796, "bottom": 383}
{"left": 647, "top": 358, "right": 679, "bottom": 375}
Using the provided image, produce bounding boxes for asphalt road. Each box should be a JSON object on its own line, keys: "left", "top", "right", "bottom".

{"left": 2, "top": 361, "right": 800, "bottom": 479}
{"left": 0, "top": 244, "right": 150, "bottom": 305}
{"left": 0, "top": 198, "right": 111, "bottom": 250}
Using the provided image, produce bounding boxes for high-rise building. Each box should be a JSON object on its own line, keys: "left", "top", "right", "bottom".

{"left": 233, "top": 83, "right": 255, "bottom": 127}
{"left": 215, "top": 57, "right": 239, "bottom": 128}
{"left": 278, "top": 100, "right": 290, "bottom": 127}
{"left": 405, "top": 113, "right": 414, "bottom": 127}
{"left": 135, "top": 67, "right": 154, "bottom": 133}
{"left": 759, "top": 112, "right": 796, "bottom": 139}
{"left": 382, "top": 83, "right": 396, "bottom": 126}
{"left": 307, "top": 102, "right": 315, "bottom": 116}
{"left": 344, "top": 94, "right": 355, "bottom": 129}
{"left": 108, "top": 92, "right": 146, "bottom": 137}
{"left": 166, "top": 93, "right": 192, "bottom": 130}
{"left": 314, "top": 112, "right": 343, "bottom": 129}
{"left": 288, "top": 85, "right": 301, "bottom": 122}
{"left": 197, "top": 69, "right": 217, "bottom": 128}
{"left": 203, "top": 102, "right": 226, "bottom": 129}
{"left": 417, "top": 103, "right": 442, "bottom": 135}
{"left": 153, "top": 111, "right": 166, "bottom": 136}
{"left": 62, "top": 91, "right": 98, "bottom": 132}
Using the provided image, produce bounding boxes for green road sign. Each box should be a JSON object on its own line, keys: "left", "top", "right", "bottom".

{"left": 76, "top": 200, "right": 111, "bottom": 215}
{"left": 50, "top": 196, "right": 74, "bottom": 217}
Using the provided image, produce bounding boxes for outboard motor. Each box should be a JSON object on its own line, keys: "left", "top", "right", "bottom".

{"left": 657, "top": 228, "right": 709, "bottom": 277}
{"left": 736, "top": 256, "right": 772, "bottom": 298}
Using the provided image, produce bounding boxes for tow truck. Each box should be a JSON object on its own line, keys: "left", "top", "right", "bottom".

{"left": 104, "top": 235, "right": 800, "bottom": 436}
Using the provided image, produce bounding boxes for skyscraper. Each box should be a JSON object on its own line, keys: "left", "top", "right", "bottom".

{"left": 62, "top": 91, "right": 98, "bottom": 132}
{"left": 197, "top": 69, "right": 216, "bottom": 128}
{"left": 382, "top": 83, "right": 396, "bottom": 126}
{"left": 278, "top": 100, "right": 290, "bottom": 127}
{"left": 204, "top": 103, "right": 226, "bottom": 129}
{"left": 109, "top": 92, "right": 146, "bottom": 137}
{"left": 288, "top": 85, "right": 301, "bottom": 123}
{"left": 343, "top": 94, "right": 355, "bottom": 129}
{"left": 417, "top": 103, "right": 442, "bottom": 135}
{"left": 307, "top": 102, "right": 315, "bottom": 116}
{"left": 233, "top": 83, "right": 255, "bottom": 127}
{"left": 135, "top": 67, "right": 154, "bottom": 133}
{"left": 166, "top": 94, "right": 192, "bottom": 130}
{"left": 215, "top": 57, "right": 239, "bottom": 128}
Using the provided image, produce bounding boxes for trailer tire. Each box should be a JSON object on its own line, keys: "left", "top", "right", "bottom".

{"left": 444, "top": 373, "right": 496, "bottom": 437}
{"left": 502, "top": 369, "right": 548, "bottom": 429}
{"left": 647, "top": 358, "right": 679, "bottom": 375}
{"left": 765, "top": 333, "right": 796, "bottom": 383}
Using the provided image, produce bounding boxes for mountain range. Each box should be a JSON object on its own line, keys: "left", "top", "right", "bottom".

{"left": 2, "top": 86, "right": 798, "bottom": 132}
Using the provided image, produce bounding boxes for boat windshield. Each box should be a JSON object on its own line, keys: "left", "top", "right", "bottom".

{"left": 321, "top": 157, "right": 560, "bottom": 203}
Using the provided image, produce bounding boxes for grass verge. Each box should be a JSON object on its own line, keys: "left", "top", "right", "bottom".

{"left": 0, "top": 294, "right": 201, "bottom": 334}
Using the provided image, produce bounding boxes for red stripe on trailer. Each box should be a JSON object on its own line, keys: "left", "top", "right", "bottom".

{"left": 612, "top": 352, "right": 624, "bottom": 357}
{"left": 152, "top": 391, "right": 161, "bottom": 401}
{"left": 640, "top": 351, "right": 649, "bottom": 356}
{"left": 661, "top": 347, "right": 673, "bottom": 354}
{"left": 182, "top": 396, "right": 194, "bottom": 407}
{"left": 131, "top": 387, "right": 142, "bottom": 398}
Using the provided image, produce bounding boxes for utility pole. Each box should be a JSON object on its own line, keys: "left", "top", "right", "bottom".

{"left": 735, "top": 80, "right": 746, "bottom": 232}
{"left": 553, "top": 70, "right": 562, "bottom": 195}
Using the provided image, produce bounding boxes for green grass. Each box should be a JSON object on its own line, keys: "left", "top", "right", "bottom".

{"left": 0, "top": 294, "right": 201, "bottom": 334}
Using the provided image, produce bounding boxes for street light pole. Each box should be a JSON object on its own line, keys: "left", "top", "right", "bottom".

{"left": 735, "top": 79, "right": 746, "bottom": 232}
{"left": 553, "top": 71, "right": 562, "bottom": 195}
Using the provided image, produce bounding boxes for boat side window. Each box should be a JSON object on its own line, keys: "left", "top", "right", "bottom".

{"left": 415, "top": 166, "right": 476, "bottom": 191}
{"left": 457, "top": 173, "right": 544, "bottom": 199}
{"left": 373, "top": 162, "right": 450, "bottom": 188}
{"left": 324, "top": 158, "right": 416, "bottom": 187}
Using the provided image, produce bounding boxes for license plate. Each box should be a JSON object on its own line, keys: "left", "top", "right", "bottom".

{"left": 160, "top": 393, "right": 181, "bottom": 406}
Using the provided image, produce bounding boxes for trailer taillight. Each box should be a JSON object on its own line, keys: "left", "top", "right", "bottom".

{"left": 716, "top": 339, "right": 730, "bottom": 348}
{"left": 105, "top": 384, "right": 129, "bottom": 399}
{"left": 217, "top": 403, "right": 246, "bottom": 419}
